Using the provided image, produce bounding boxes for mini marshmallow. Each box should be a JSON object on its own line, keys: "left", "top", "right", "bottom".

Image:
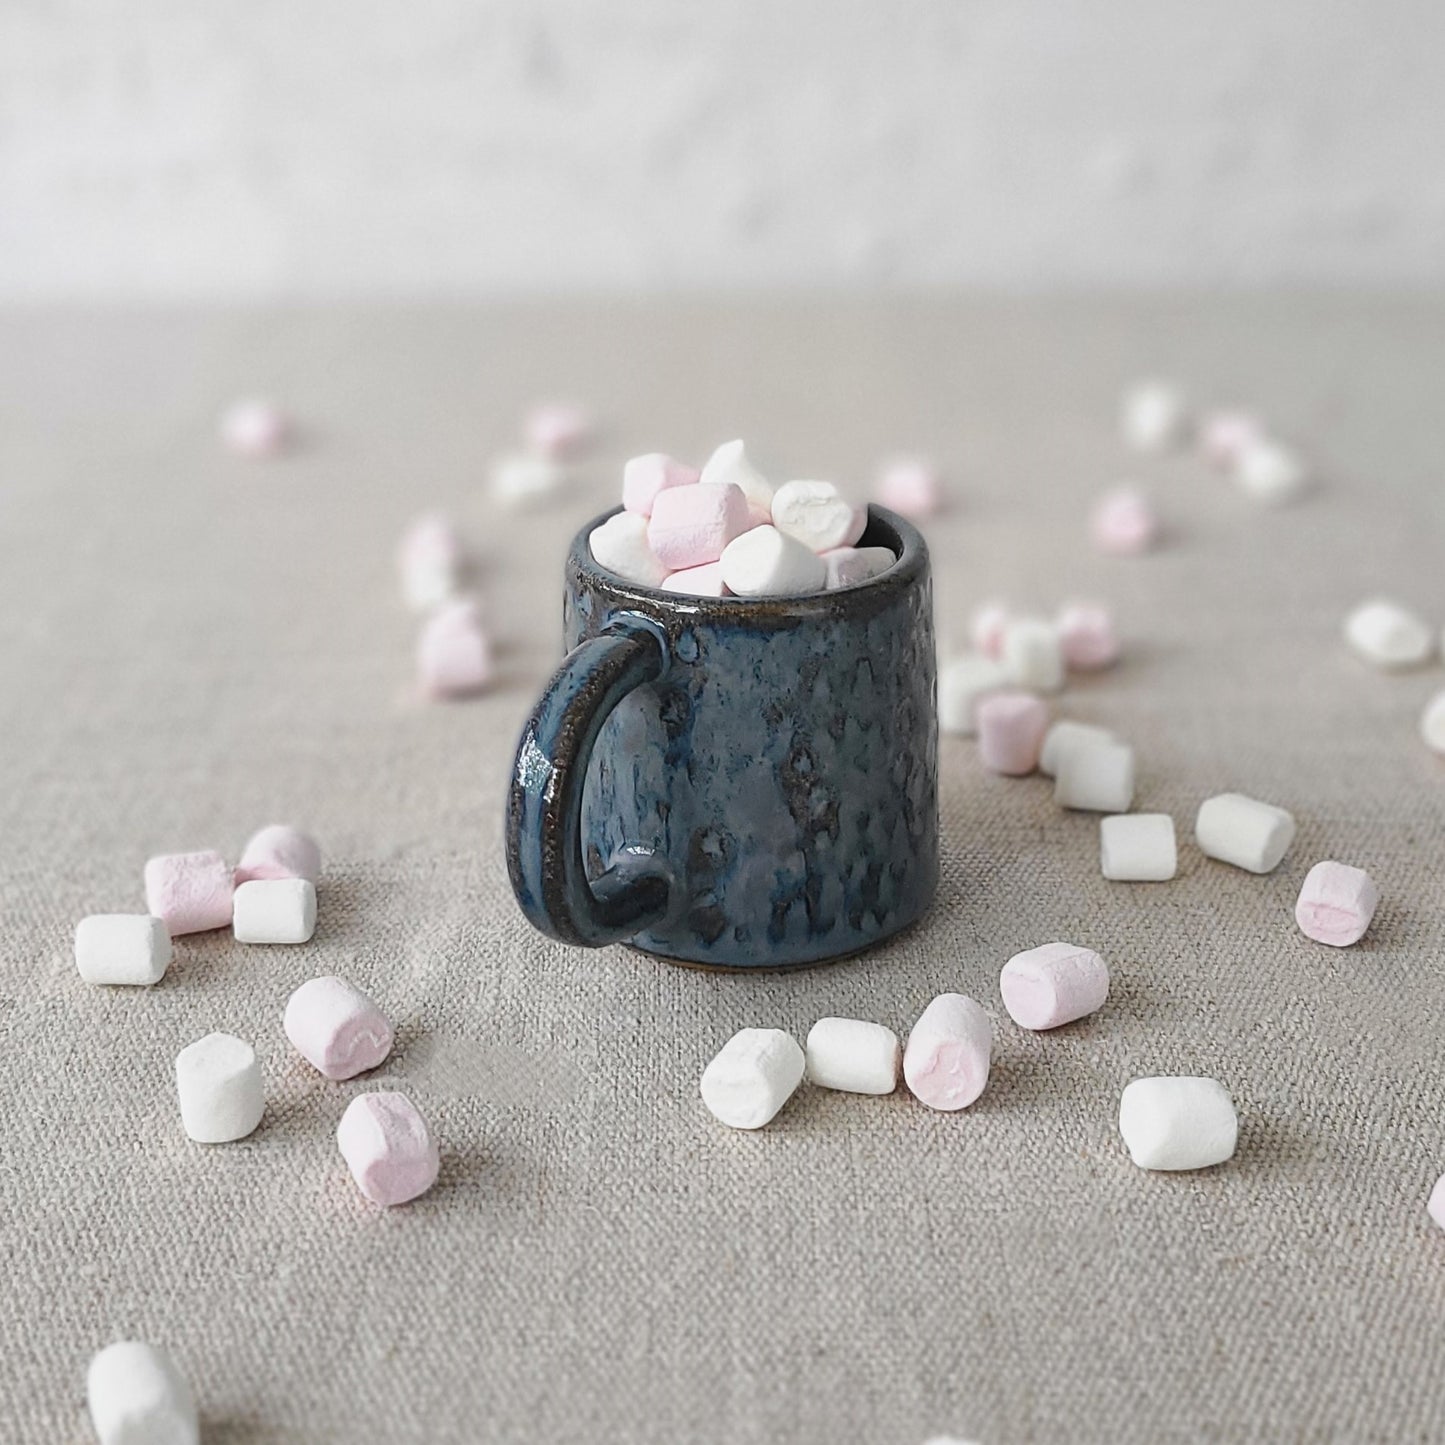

{"left": 233, "top": 878, "right": 317, "bottom": 944}
{"left": 698, "top": 439, "right": 775, "bottom": 521}
{"left": 1056, "top": 602, "right": 1120, "bottom": 671}
{"left": 622, "top": 453, "right": 700, "bottom": 517}
{"left": 1039, "top": 720, "right": 1116, "bottom": 778}
{"left": 976, "top": 691, "right": 1049, "bottom": 776}
{"left": 1121, "top": 380, "right": 1187, "bottom": 453}
{"left": 903, "top": 994, "right": 991, "bottom": 1111}
{"left": 1196, "top": 792, "right": 1295, "bottom": 874}
{"left": 1101, "top": 813, "right": 1177, "bottom": 882}
{"left": 397, "top": 512, "right": 462, "bottom": 613}
{"left": 1091, "top": 486, "right": 1158, "bottom": 556}
{"left": 1420, "top": 689, "right": 1445, "bottom": 754}
{"left": 220, "top": 398, "right": 288, "bottom": 458}
{"left": 144, "top": 850, "right": 234, "bottom": 936}
{"left": 1343, "top": 598, "right": 1433, "bottom": 669}
{"left": 823, "top": 545, "right": 894, "bottom": 590}
{"left": 417, "top": 596, "right": 493, "bottom": 699}
{"left": 648, "top": 481, "right": 751, "bottom": 570}
{"left": 719, "top": 525, "right": 827, "bottom": 598}
{"left": 875, "top": 457, "right": 941, "bottom": 519}
{"left": 175, "top": 1032, "right": 264, "bottom": 1143}
{"left": 235, "top": 824, "right": 320, "bottom": 885}
{"left": 589, "top": 510, "right": 669, "bottom": 588}
{"left": 660, "top": 562, "right": 728, "bottom": 597}
{"left": 284, "top": 976, "right": 394, "bottom": 1080}
{"left": 1234, "top": 438, "right": 1308, "bottom": 505}
{"left": 1428, "top": 1174, "right": 1445, "bottom": 1232}
{"left": 771, "top": 480, "right": 866, "bottom": 554}
{"left": 1119, "top": 1076, "right": 1238, "bottom": 1171}
{"left": 1198, "top": 409, "right": 1264, "bottom": 469}
{"left": 805, "top": 1017, "right": 900, "bottom": 1095}
{"left": 700, "top": 1027, "right": 806, "bottom": 1129}
{"left": 489, "top": 451, "right": 564, "bottom": 509}
{"left": 523, "top": 400, "right": 591, "bottom": 460}
{"left": 1001, "top": 617, "right": 1065, "bottom": 693}
{"left": 74, "top": 914, "right": 172, "bottom": 986}
{"left": 1054, "top": 740, "right": 1136, "bottom": 813}
{"left": 938, "top": 654, "right": 1010, "bottom": 737}
{"left": 970, "top": 601, "right": 1010, "bottom": 659}
{"left": 337, "top": 1092, "right": 440, "bottom": 1206}
{"left": 1000, "top": 941, "right": 1109, "bottom": 1031}
{"left": 1295, "top": 860, "right": 1379, "bottom": 947}
{"left": 87, "top": 1341, "right": 198, "bottom": 1445}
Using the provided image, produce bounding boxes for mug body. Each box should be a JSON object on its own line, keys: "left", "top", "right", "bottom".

{"left": 563, "top": 506, "right": 937, "bottom": 967}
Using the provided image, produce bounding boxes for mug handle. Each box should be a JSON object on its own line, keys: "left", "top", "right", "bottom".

{"left": 506, "top": 614, "right": 676, "bottom": 946}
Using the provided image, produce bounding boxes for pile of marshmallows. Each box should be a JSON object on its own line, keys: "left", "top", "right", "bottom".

{"left": 589, "top": 440, "right": 894, "bottom": 598}
{"left": 1343, "top": 597, "right": 1445, "bottom": 756}
{"left": 701, "top": 947, "right": 1239, "bottom": 1175}
{"left": 397, "top": 513, "right": 494, "bottom": 701}
{"left": 71, "top": 827, "right": 439, "bottom": 1211}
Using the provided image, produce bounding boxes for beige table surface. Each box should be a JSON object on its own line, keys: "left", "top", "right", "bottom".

{"left": 3, "top": 298, "right": 1445, "bottom": 1443}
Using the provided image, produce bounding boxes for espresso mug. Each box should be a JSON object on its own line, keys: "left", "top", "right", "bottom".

{"left": 506, "top": 505, "right": 938, "bottom": 968}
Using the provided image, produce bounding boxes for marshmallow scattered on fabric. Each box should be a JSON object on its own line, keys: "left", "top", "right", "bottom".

{"left": 1233, "top": 439, "right": 1308, "bottom": 505}
{"left": 417, "top": 596, "right": 493, "bottom": 699}
{"left": 903, "top": 994, "right": 992, "bottom": 1111}
{"left": 1198, "top": 409, "right": 1264, "bottom": 470}
{"left": 770, "top": 480, "right": 866, "bottom": 554}
{"left": 589, "top": 511, "right": 668, "bottom": 588}
{"left": 75, "top": 914, "right": 172, "bottom": 987}
{"left": 220, "top": 398, "right": 288, "bottom": 458}
{"left": 1119, "top": 1076, "right": 1238, "bottom": 1171}
{"left": 700, "top": 1027, "right": 806, "bottom": 1129}
{"left": 235, "top": 824, "right": 320, "bottom": 885}
{"left": 1101, "top": 813, "right": 1178, "bottom": 882}
{"left": 337, "top": 1092, "right": 440, "bottom": 1207}
{"left": 1054, "top": 739, "right": 1136, "bottom": 813}
{"left": 1343, "top": 598, "right": 1433, "bottom": 669}
{"left": 970, "top": 601, "right": 1010, "bottom": 659}
{"left": 1420, "top": 690, "right": 1445, "bottom": 754}
{"left": 875, "top": 457, "right": 941, "bottom": 519}
{"left": 823, "top": 545, "right": 894, "bottom": 590}
{"left": 1001, "top": 617, "right": 1065, "bottom": 693}
{"left": 397, "top": 512, "right": 462, "bottom": 613}
{"left": 1295, "top": 860, "right": 1379, "bottom": 947}
{"left": 648, "top": 482, "right": 751, "bottom": 570}
{"left": 719, "top": 524, "right": 827, "bottom": 598}
{"left": 938, "top": 654, "right": 1010, "bottom": 737}
{"left": 144, "top": 850, "right": 234, "bottom": 936}
{"left": 698, "top": 439, "right": 775, "bottom": 523}
{"left": 1428, "top": 1174, "right": 1445, "bottom": 1232}
{"left": 175, "top": 1032, "right": 264, "bottom": 1143}
{"left": 1195, "top": 792, "right": 1295, "bottom": 874}
{"left": 233, "top": 878, "right": 317, "bottom": 944}
{"left": 284, "top": 976, "right": 394, "bottom": 1080}
{"left": 622, "top": 453, "right": 700, "bottom": 517}
{"left": 1056, "top": 602, "right": 1120, "bottom": 671}
{"left": 489, "top": 451, "right": 564, "bottom": 509}
{"left": 87, "top": 1341, "right": 198, "bottom": 1445}
{"left": 1000, "top": 942, "right": 1109, "bottom": 1031}
{"left": 660, "top": 562, "right": 729, "bottom": 596}
{"left": 805, "top": 1017, "right": 900, "bottom": 1095}
{"left": 977, "top": 691, "right": 1049, "bottom": 776}
{"left": 523, "top": 401, "right": 592, "bottom": 460}
{"left": 1039, "top": 720, "right": 1115, "bottom": 779}
{"left": 1121, "top": 381, "right": 1187, "bottom": 453}
{"left": 1091, "top": 487, "right": 1158, "bottom": 556}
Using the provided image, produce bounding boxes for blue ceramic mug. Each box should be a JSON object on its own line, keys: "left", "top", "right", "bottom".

{"left": 506, "top": 505, "right": 938, "bottom": 968}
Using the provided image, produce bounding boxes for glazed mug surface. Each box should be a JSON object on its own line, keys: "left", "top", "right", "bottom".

{"left": 506, "top": 505, "right": 938, "bottom": 968}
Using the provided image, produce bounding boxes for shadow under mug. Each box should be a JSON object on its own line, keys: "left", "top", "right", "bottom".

{"left": 506, "top": 505, "right": 938, "bottom": 968}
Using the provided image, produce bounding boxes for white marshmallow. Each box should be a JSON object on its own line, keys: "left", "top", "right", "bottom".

{"left": 1119, "top": 1076, "right": 1238, "bottom": 1171}
{"left": 770, "top": 480, "right": 866, "bottom": 554}
{"left": 823, "top": 545, "right": 894, "bottom": 590}
{"left": 397, "top": 513, "right": 462, "bottom": 613}
{"left": 588, "top": 511, "right": 668, "bottom": 588}
{"left": 175, "top": 1032, "right": 264, "bottom": 1143}
{"left": 1233, "top": 439, "right": 1308, "bottom": 504}
{"left": 1039, "top": 721, "right": 1115, "bottom": 778}
{"left": 220, "top": 398, "right": 288, "bottom": 458}
{"left": 1121, "top": 380, "right": 1187, "bottom": 453}
{"left": 969, "top": 600, "right": 1010, "bottom": 659}
{"left": 805, "top": 1017, "right": 899, "bottom": 1095}
{"left": 1054, "top": 740, "right": 1135, "bottom": 813}
{"left": 489, "top": 451, "right": 564, "bottom": 509}
{"left": 698, "top": 438, "right": 775, "bottom": 521}
{"left": 700, "top": 1028, "right": 805, "bottom": 1130}
{"left": 719, "top": 525, "right": 827, "bottom": 597}
{"left": 1343, "top": 598, "right": 1433, "bottom": 669}
{"left": 938, "top": 654, "right": 1010, "bottom": 736}
{"left": 1001, "top": 617, "right": 1065, "bottom": 693}
{"left": 74, "top": 915, "right": 172, "bottom": 986}
{"left": 233, "top": 878, "right": 317, "bottom": 944}
{"left": 1195, "top": 792, "right": 1295, "bottom": 874}
{"left": 902, "top": 994, "right": 992, "bottom": 1111}
{"left": 1420, "top": 689, "right": 1445, "bottom": 754}
{"left": 1100, "top": 813, "right": 1177, "bottom": 881}
{"left": 87, "top": 1341, "right": 198, "bottom": 1445}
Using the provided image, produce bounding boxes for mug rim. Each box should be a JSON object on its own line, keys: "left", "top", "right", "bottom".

{"left": 568, "top": 503, "right": 929, "bottom": 623}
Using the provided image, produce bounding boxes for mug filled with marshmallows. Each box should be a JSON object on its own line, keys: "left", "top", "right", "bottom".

{"left": 506, "top": 440, "right": 939, "bottom": 968}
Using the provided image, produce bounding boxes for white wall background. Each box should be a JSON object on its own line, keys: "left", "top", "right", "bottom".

{"left": 2, "top": 1, "right": 1442, "bottom": 298}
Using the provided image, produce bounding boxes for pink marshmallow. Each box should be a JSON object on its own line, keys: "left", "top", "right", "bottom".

{"left": 970, "top": 601, "right": 1010, "bottom": 660}
{"left": 143, "top": 850, "right": 234, "bottom": 936}
{"left": 903, "top": 993, "right": 992, "bottom": 1111}
{"left": 1428, "top": 1174, "right": 1445, "bottom": 1231}
{"left": 976, "top": 691, "right": 1049, "bottom": 776}
{"left": 284, "top": 976, "right": 393, "bottom": 1080}
{"left": 220, "top": 398, "right": 289, "bottom": 458}
{"left": 417, "top": 597, "right": 493, "bottom": 700}
{"left": 660, "top": 562, "right": 728, "bottom": 597}
{"left": 523, "top": 401, "right": 591, "bottom": 460}
{"left": 876, "top": 457, "right": 942, "bottom": 519}
{"left": 1198, "top": 409, "right": 1264, "bottom": 470}
{"left": 337, "top": 1092, "right": 440, "bottom": 1207}
{"left": 1295, "top": 860, "right": 1379, "bottom": 947}
{"left": 647, "top": 482, "right": 751, "bottom": 570}
{"left": 621, "top": 453, "right": 700, "bottom": 517}
{"left": 1057, "top": 602, "right": 1121, "bottom": 671}
{"left": 235, "top": 825, "right": 321, "bottom": 885}
{"left": 1000, "top": 941, "right": 1110, "bottom": 1030}
{"left": 1090, "top": 487, "right": 1158, "bottom": 556}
